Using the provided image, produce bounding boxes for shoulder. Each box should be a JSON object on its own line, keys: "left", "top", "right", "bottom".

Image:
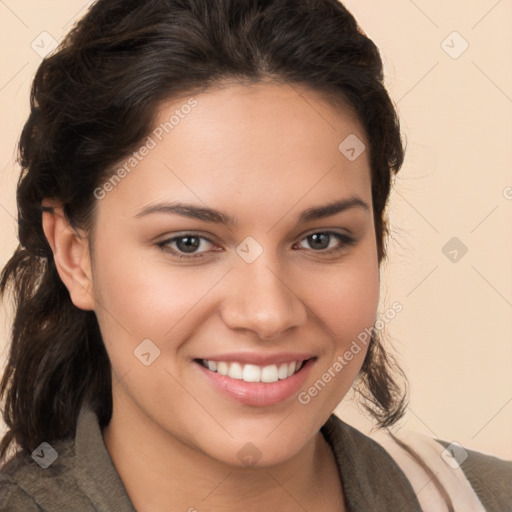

{"left": 322, "top": 413, "right": 512, "bottom": 511}
{"left": 0, "top": 438, "right": 74, "bottom": 511}
{"left": 0, "top": 437, "right": 94, "bottom": 511}
{"left": 436, "top": 439, "right": 512, "bottom": 511}
{"left": 0, "top": 405, "right": 136, "bottom": 511}
{"left": 321, "top": 414, "right": 424, "bottom": 510}
{"left": 0, "top": 475, "right": 41, "bottom": 511}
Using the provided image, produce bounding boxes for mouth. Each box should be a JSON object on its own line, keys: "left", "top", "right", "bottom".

{"left": 196, "top": 358, "right": 308, "bottom": 383}
{"left": 193, "top": 357, "right": 316, "bottom": 407}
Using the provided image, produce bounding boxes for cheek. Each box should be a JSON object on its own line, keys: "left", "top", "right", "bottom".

{"left": 295, "top": 252, "right": 379, "bottom": 415}
{"left": 91, "top": 243, "right": 228, "bottom": 348}
{"left": 308, "top": 253, "right": 380, "bottom": 345}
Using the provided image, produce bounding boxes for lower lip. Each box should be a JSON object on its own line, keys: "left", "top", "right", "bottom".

{"left": 194, "top": 359, "right": 315, "bottom": 407}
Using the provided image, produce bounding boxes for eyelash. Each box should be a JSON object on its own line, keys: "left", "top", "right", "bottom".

{"left": 156, "top": 231, "right": 355, "bottom": 260}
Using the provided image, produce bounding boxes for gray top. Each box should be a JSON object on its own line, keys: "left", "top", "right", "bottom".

{"left": 0, "top": 405, "right": 511, "bottom": 511}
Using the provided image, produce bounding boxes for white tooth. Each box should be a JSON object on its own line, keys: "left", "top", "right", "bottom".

{"left": 242, "top": 364, "right": 261, "bottom": 382}
{"left": 278, "top": 363, "right": 289, "bottom": 380}
{"left": 228, "top": 362, "right": 243, "bottom": 380}
{"left": 217, "top": 361, "right": 228, "bottom": 375}
{"left": 207, "top": 360, "right": 217, "bottom": 372}
{"left": 296, "top": 360, "right": 303, "bottom": 371}
{"left": 261, "top": 364, "right": 279, "bottom": 383}
{"left": 287, "top": 361, "right": 297, "bottom": 377}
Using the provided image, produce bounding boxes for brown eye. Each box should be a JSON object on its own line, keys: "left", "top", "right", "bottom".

{"left": 175, "top": 235, "right": 201, "bottom": 253}
{"left": 157, "top": 234, "right": 217, "bottom": 259}
{"left": 296, "top": 231, "right": 354, "bottom": 253}
{"left": 307, "top": 233, "right": 331, "bottom": 250}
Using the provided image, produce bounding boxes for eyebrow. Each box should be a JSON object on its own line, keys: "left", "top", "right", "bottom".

{"left": 134, "top": 196, "right": 369, "bottom": 226}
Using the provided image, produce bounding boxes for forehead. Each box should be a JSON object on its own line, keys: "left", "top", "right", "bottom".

{"left": 98, "top": 81, "right": 372, "bottom": 224}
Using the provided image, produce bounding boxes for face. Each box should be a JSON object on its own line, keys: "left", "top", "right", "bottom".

{"left": 88, "top": 81, "right": 380, "bottom": 467}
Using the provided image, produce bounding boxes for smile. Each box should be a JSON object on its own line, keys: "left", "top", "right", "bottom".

{"left": 194, "top": 356, "right": 315, "bottom": 406}
{"left": 199, "top": 359, "right": 305, "bottom": 383}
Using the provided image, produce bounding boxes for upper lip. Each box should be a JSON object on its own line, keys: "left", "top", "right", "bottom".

{"left": 196, "top": 352, "right": 315, "bottom": 366}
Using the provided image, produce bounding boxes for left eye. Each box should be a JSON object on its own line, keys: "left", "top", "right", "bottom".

{"left": 295, "top": 232, "right": 353, "bottom": 252}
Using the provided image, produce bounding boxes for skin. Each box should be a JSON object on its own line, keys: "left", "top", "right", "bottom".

{"left": 42, "top": 81, "right": 380, "bottom": 511}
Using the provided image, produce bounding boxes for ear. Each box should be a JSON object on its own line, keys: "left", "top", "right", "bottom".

{"left": 41, "top": 199, "right": 95, "bottom": 311}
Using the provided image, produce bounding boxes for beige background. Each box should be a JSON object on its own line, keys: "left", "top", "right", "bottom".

{"left": 1, "top": 1, "right": 511, "bottom": 458}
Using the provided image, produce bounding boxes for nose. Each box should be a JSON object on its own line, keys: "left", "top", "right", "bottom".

{"left": 219, "top": 256, "right": 307, "bottom": 340}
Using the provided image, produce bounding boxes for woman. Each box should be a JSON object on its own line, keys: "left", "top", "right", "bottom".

{"left": 0, "top": 0, "right": 510, "bottom": 510}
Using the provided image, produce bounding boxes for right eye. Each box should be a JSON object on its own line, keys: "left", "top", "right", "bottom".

{"left": 156, "top": 233, "right": 220, "bottom": 259}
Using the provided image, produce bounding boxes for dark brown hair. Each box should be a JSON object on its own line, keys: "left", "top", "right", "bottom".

{"left": 1, "top": 0, "right": 407, "bottom": 462}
